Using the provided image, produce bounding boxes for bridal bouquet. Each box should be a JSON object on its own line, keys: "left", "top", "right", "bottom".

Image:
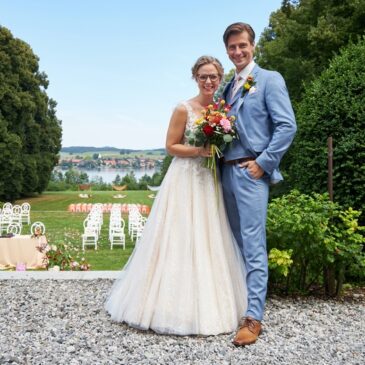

{"left": 185, "top": 99, "right": 237, "bottom": 191}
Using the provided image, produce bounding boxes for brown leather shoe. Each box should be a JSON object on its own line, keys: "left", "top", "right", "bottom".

{"left": 233, "top": 317, "right": 262, "bottom": 346}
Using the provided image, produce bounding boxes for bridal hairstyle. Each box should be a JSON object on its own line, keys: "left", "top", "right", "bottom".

{"left": 223, "top": 22, "right": 256, "bottom": 46}
{"left": 191, "top": 56, "right": 224, "bottom": 81}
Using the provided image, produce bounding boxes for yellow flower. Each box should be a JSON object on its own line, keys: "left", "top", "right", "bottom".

{"left": 195, "top": 118, "right": 204, "bottom": 125}
{"left": 244, "top": 82, "right": 250, "bottom": 90}
{"left": 230, "top": 116, "right": 236, "bottom": 121}
{"left": 220, "top": 100, "right": 225, "bottom": 105}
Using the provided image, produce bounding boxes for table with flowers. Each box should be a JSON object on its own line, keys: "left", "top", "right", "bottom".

{"left": 0, "top": 235, "right": 46, "bottom": 270}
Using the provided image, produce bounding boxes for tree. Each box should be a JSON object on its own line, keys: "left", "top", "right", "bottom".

{"left": 159, "top": 155, "right": 173, "bottom": 181}
{"left": 256, "top": 0, "right": 365, "bottom": 101}
{"left": 287, "top": 38, "right": 365, "bottom": 219}
{"left": 113, "top": 174, "right": 122, "bottom": 185}
{"left": 0, "top": 26, "right": 62, "bottom": 200}
{"left": 121, "top": 171, "right": 138, "bottom": 190}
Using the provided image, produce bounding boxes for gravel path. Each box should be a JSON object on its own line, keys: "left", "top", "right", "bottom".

{"left": 0, "top": 279, "right": 364, "bottom": 365}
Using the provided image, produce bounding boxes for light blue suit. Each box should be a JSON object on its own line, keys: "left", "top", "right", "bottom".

{"left": 221, "top": 64, "right": 296, "bottom": 321}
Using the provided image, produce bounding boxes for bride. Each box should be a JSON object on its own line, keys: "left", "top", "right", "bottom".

{"left": 105, "top": 56, "right": 247, "bottom": 336}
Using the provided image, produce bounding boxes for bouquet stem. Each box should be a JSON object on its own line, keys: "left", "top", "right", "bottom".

{"left": 205, "top": 144, "right": 222, "bottom": 204}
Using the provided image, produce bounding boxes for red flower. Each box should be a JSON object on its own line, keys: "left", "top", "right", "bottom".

{"left": 203, "top": 125, "right": 214, "bottom": 136}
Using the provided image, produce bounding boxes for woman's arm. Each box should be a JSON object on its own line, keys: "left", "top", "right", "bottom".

{"left": 165, "top": 105, "right": 210, "bottom": 157}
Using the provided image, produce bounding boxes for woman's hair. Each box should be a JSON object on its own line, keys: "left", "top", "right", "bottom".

{"left": 223, "top": 22, "right": 255, "bottom": 46}
{"left": 191, "top": 56, "right": 224, "bottom": 80}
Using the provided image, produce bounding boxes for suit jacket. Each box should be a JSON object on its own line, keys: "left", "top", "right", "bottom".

{"left": 222, "top": 64, "right": 297, "bottom": 184}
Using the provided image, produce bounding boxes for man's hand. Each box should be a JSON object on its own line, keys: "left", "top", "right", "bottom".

{"left": 238, "top": 160, "right": 264, "bottom": 179}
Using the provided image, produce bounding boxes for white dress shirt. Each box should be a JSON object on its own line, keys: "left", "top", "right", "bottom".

{"left": 231, "top": 61, "right": 256, "bottom": 98}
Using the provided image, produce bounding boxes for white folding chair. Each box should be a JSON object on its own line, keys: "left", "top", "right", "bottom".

{"left": 82, "top": 228, "right": 98, "bottom": 250}
{"left": 0, "top": 213, "right": 12, "bottom": 234}
{"left": 21, "top": 203, "right": 31, "bottom": 224}
{"left": 30, "top": 221, "right": 46, "bottom": 235}
{"left": 109, "top": 219, "right": 125, "bottom": 249}
{"left": 7, "top": 223, "right": 22, "bottom": 235}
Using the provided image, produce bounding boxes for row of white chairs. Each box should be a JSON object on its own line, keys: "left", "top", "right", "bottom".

{"left": 81, "top": 204, "right": 103, "bottom": 250}
{"left": 109, "top": 204, "right": 126, "bottom": 249}
{"left": 80, "top": 203, "right": 148, "bottom": 250}
{"left": 128, "top": 204, "right": 147, "bottom": 244}
{"left": 0, "top": 202, "right": 31, "bottom": 234}
{"left": 4, "top": 221, "right": 45, "bottom": 236}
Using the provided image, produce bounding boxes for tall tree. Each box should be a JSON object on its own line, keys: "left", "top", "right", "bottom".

{"left": 256, "top": 0, "right": 365, "bottom": 102}
{"left": 0, "top": 26, "right": 62, "bottom": 200}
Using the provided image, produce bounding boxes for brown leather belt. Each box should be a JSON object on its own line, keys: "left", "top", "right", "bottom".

{"left": 224, "top": 157, "right": 255, "bottom": 165}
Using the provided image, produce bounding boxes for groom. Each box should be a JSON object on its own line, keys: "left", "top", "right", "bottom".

{"left": 221, "top": 22, "right": 297, "bottom": 346}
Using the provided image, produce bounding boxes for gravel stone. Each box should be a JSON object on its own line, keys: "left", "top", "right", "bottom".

{"left": 0, "top": 279, "right": 364, "bottom": 364}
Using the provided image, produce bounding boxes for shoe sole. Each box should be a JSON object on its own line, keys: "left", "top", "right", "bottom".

{"left": 232, "top": 329, "right": 262, "bottom": 346}
{"left": 232, "top": 339, "right": 257, "bottom": 346}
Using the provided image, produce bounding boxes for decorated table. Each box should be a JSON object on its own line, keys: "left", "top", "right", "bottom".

{"left": 0, "top": 235, "right": 46, "bottom": 270}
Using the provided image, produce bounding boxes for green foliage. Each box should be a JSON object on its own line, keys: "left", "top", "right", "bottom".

{"left": 268, "top": 248, "right": 293, "bottom": 277}
{"left": 64, "top": 168, "right": 89, "bottom": 185}
{"left": 287, "top": 38, "right": 365, "bottom": 218}
{"left": 0, "top": 26, "right": 62, "bottom": 200}
{"left": 267, "top": 190, "right": 365, "bottom": 295}
{"left": 121, "top": 171, "right": 139, "bottom": 190}
{"left": 113, "top": 174, "right": 122, "bottom": 185}
{"left": 147, "top": 154, "right": 173, "bottom": 186}
{"left": 216, "top": 69, "right": 235, "bottom": 101}
{"left": 256, "top": 0, "right": 365, "bottom": 101}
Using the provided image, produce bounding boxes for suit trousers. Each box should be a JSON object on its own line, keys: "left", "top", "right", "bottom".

{"left": 221, "top": 164, "right": 269, "bottom": 321}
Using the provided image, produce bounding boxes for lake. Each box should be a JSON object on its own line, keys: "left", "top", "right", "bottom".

{"left": 57, "top": 167, "right": 160, "bottom": 183}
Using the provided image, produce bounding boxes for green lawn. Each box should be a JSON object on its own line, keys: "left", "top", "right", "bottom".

{"left": 14, "top": 191, "right": 155, "bottom": 270}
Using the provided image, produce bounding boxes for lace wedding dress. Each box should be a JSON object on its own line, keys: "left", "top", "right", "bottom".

{"left": 105, "top": 102, "right": 247, "bottom": 336}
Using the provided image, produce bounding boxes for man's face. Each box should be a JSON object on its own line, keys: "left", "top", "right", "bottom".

{"left": 226, "top": 31, "right": 255, "bottom": 72}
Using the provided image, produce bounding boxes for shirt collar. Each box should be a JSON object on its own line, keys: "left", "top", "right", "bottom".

{"left": 234, "top": 61, "right": 256, "bottom": 81}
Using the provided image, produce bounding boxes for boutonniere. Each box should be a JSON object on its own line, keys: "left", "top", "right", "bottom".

{"left": 241, "top": 75, "right": 256, "bottom": 97}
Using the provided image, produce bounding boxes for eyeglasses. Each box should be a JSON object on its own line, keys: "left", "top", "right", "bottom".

{"left": 197, "top": 74, "right": 220, "bottom": 82}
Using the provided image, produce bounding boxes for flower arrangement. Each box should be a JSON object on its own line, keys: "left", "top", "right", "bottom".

{"left": 36, "top": 242, "right": 91, "bottom": 271}
{"left": 185, "top": 99, "right": 237, "bottom": 194}
{"left": 241, "top": 75, "right": 256, "bottom": 97}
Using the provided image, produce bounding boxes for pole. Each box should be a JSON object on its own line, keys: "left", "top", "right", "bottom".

{"left": 328, "top": 136, "right": 333, "bottom": 201}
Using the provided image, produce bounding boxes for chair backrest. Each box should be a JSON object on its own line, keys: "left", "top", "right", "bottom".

{"left": 30, "top": 221, "right": 46, "bottom": 235}
{"left": 3, "top": 202, "right": 12, "bottom": 210}
{"left": 2, "top": 205, "right": 12, "bottom": 215}
{"left": 7, "top": 223, "right": 21, "bottom": 235}
{"left": 21, "top": 202, "right": 31, "bottom": 212}
{"left": 12, "top": 205, "right": 22, "bottom": 215}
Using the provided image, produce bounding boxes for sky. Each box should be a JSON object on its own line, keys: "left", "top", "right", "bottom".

{"left": 0, "top": 0, "right": 283, "bottom": 149}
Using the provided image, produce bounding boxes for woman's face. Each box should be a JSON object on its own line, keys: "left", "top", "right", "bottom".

{"left": 195, "top": 64, "right": 221, "bottom": 97}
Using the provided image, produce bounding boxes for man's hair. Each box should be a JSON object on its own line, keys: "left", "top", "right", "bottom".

{"left": 223, "top": 22, "right": 255, "bottom": 46}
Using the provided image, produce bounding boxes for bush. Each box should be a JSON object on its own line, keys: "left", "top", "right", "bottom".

{"left": 287, "top": 38, "right": 365, "bottom": 221}
{"left": 267, "top": 190, "right": 365, "bottom": 296}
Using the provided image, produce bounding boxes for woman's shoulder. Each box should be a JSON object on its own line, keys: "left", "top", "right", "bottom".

{"left": 174, "top": 101, "right": 191, "bottom": 115}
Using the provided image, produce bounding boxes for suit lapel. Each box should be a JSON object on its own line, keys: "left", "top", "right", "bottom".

{"left": 222, "top": 78, "right": 234, "bottom": 102}
{"left": 236, "top": 65, "right": 261, "bottom": 156}
{"left": 236, "top": 65, "right": 260, "bottom": 111}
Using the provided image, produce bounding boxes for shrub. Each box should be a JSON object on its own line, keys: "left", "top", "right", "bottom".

{"left": 287, "top": 38, "right": 365, "bottom": 221}
{"left": 267, "top": 190, "right": 365, "bottom": 296}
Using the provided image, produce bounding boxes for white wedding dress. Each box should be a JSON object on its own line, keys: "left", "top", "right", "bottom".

{"left": 105, "top": 102, "right": 247, "bottom": 336}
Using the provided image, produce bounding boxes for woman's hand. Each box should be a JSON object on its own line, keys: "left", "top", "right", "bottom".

{"left": 197, "top": 145, "right": 212, "bottom": 157}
